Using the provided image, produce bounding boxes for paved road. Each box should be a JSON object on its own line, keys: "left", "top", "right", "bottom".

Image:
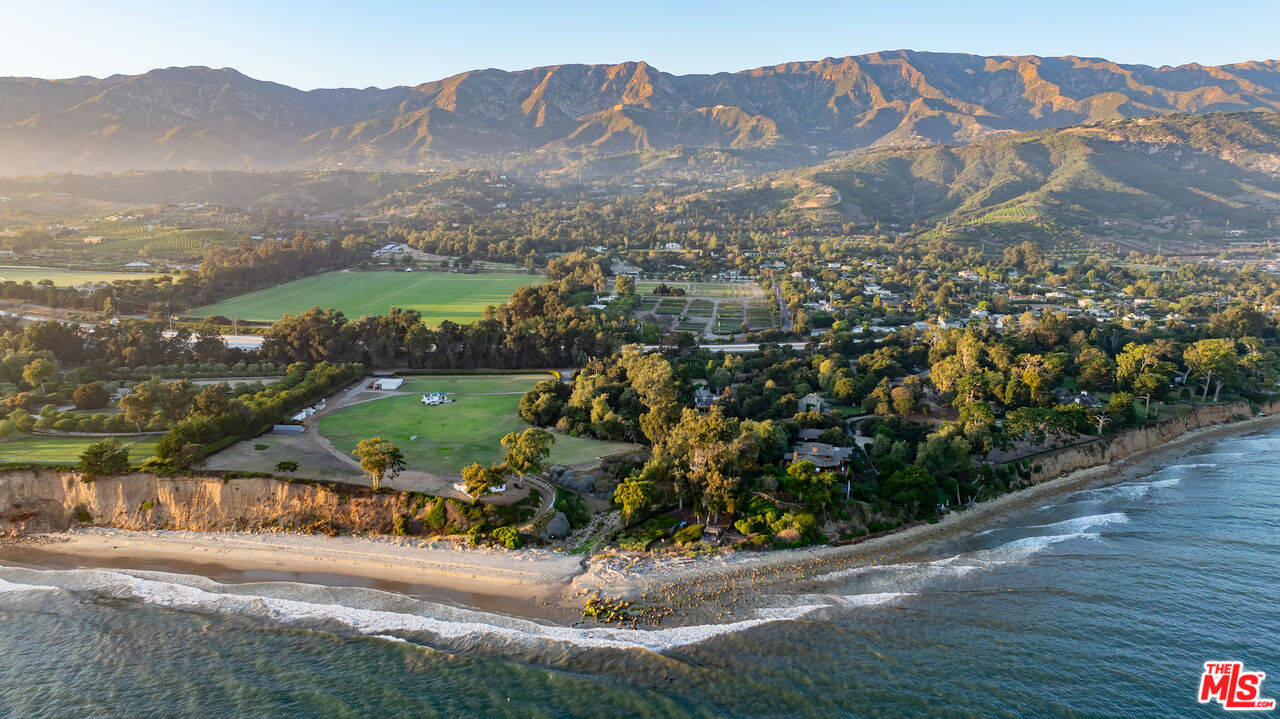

{"left": 772, "top": 279, "right": 793, "bottom": 332}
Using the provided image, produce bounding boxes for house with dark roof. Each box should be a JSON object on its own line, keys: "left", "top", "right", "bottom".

{"left": 692, "top": 386, "right": 716, "bottom": 410}
{"left": 788, "top": 442, "right": 854, "bottom": 472}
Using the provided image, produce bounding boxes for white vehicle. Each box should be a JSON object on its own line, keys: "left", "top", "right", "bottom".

{"left": 422, "top": 392, "right": 453, "bottom": 405}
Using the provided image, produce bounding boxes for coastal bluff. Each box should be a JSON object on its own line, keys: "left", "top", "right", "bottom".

{"left": 1023, "top": 400, "right": 1275, "bottom": 484}
{"left": 0, "top": 472, "right": 404, "bottom": 535}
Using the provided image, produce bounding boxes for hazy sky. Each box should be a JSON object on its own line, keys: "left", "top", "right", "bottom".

{"left": 2, "top": 0, "right": 1276, "bottom": 89}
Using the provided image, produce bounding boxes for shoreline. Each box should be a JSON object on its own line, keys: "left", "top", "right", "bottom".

{"left": 3, "top": 408, "right": 1276, "bottom": 626}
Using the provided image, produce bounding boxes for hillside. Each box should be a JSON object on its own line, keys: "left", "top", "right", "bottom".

{"left": 1, "top": 51, "right": 1279, "bottom": 174}
{"left": 796, "top": 112, "right": 1280, "bottom": 247}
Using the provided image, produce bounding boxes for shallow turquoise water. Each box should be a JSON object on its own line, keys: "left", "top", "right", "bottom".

{"left": 1, "top": 428, "right": 1277, "bottom": 718}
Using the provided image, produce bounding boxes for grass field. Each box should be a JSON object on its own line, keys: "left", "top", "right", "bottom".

{"left": 319, "top": 385, "right": 631, "bottom": 475}
{"left": 0, "top": 435, "right": 160, "bottom": 465}
{"left": 401, "top": 374, "right": 553, "bottom": 394}
{"left": 190, "top": 271, "right": 539, "bottom": 325}
{"left": 0, "top": 267, "right": 157, "bottom": 286}
{"left": 637, "top": 281, "right": 764, "bottom": 299}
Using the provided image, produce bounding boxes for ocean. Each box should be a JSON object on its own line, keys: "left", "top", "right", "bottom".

{"left": 1, "top": 427, "right": 1277, "bottom": 718}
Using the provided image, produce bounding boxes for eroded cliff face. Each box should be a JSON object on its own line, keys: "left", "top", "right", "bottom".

{"left": 1025, "top": 401, "right": 1268, "bottom": 484}
{"left": 0, "top": 472, "right": 403, "bottom": 535}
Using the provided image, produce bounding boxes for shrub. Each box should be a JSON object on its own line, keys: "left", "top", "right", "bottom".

{"left": 72, "top": 382, "right": 111, "bottom": 410}
{"left": 423, "top": 500, "right": 448, "bottom": 530}
{"left": 253, "top": 444, "right": 269, "bottom": 451}
{"left": 392, "top": 514, "right": 408, "bottom": 536}
{"left": 672, "top": 524, "right": 705, "bottom": 545}
{"left": 492, "top": 526, "right": 523, "bottom": 550}
{"left": 274, "top": 460, "right": 299, "bottom": 472}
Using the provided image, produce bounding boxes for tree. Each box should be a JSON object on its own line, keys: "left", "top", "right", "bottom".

{"left": 22, "top": 358, "right": 56, "bottom": 393}
{"left": 785, "top": 460, "right": 836, "bottom": 509}
{"left": 72, "top": 382, "right": 111, "bottom": 410}
{"left": 353, "top": 437, "right": 405, "bottom": 490}
{"left": 1184, "top": 339, "right": 1238, "bottom": 402}
{"left": 118, "top": 390, "right": 154, "bottom": 434}
{"left": 77, "top": 437, "right": 130, "bottom": 480}
{"left": 500, "top": 428, "right": 554, "bottom": 478}
{"left": 613, "top": 274, "right": 635, "bottom": 296}
{"left": 461, "top": 461, "right": 510, "bottom": 498}
{"left": 614, "top": 476, "right": 658, "bottom": 521}
{"left": 882, "top": 465, "right": 939, "bottom": 518}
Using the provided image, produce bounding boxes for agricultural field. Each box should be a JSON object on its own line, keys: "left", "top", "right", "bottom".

{"left": 971, "top": 206, "right": 1044, "bottom": 224}
{"left": 654, "top": 299, "right": 687, "bottom": 315}
{"left": 319, "top": 382, "right": 632, "bottom": 475}
{"left": 0, "top": 267, "right": 159, "bottom": 285}
{"left": 0, "top": 435, "right": 160, "bottom": 465}
{"left": 71, "top": 221, "right": 238, "bottom": 260}
{"left": 190, "top": 270, "right": 538, "bottom": 325}
{"left": 636, "top": 281, "right": 765, "bottom": 299}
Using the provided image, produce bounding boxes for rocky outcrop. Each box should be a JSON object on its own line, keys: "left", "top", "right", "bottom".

{"left": 547, "top": 466, "right": 595, "bottom": 494}
{"left": 1024, "top": 401, "right": 1266, "bottom": 484}
{"left": 0, "top": 470, "right": 403, "bottom": 535}
{"left": 543, "top": 512, "right": 570, "bottom": 539}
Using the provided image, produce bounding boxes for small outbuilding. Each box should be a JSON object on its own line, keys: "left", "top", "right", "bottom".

{"left": 271, "top": 424, "right": 305, "bottom": 436}
{"left": 372, "top": 378, "right": 404, "bottom": 390}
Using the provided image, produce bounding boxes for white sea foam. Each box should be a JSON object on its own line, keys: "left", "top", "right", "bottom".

{"left": 0, "top": 566, "right": 823, "bottom": 653}
{"left": 989, "top": 532, "right": 1100, "bottom": 554}
{"left": 1029, "top": 512, "right": 1129, "bottom": 534}
{"left": 1149, "top": 477, "right": 1182, "bottom": 488}
{"left": 0, "top": 576, "right": 57, "bottom": 594}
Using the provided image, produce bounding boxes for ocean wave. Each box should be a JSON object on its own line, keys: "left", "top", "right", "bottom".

{"left": 989, "top": 532, "right": 1100, "bottom": 555}
{"left": 0, "top": 565, "right": 823, "bottom": 654}
{"left": 1029, "top": 512, "right": 1129, "bottom": 534}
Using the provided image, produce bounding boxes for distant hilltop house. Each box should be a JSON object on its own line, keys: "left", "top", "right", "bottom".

{"left": 421, "top": 392, "right": 453, "bottom": 405}
{"left": 124, "top": 261, "right": 150, "bottom": 268}
{"left": 82, "top": 236, "right": 104, "bottom": 244}
{"left": 798, "top": 392, "right": 826, "bottom": 413}
{"left": 788, "top": 442, "right": 854, "bottom": 472}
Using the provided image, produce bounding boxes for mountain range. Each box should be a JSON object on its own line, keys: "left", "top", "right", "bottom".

{"left": 1, "top": 50, "right": 1279, "bottom": 175}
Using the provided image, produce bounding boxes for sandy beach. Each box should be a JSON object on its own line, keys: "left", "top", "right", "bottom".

{"left": 5, "top": 409, "right": 1277, "bottom": 625}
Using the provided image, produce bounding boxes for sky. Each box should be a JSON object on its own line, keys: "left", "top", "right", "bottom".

{"left": 1, "top": 0, "right": 1277, "bottom": 89}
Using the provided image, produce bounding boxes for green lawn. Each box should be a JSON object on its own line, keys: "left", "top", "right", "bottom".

{"left": 0, "top": 435, "right": 160, "bottom": 465}
{"left": 190, "top": 271, "right": 539, "bottom": 325}
{"left": 320, "top": 392, "right": 630, "bottom": 476}
{"left": 0, "top": 267, "right": 157, "bottom": 285}
{"left": 401, "top": 374, "right": 553, "bottom": 394}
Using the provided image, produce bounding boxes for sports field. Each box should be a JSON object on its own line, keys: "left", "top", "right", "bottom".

{"left": 0, "top": 435, "right": 160, "bottom": 465}
{"left": 401, "top": 374, "right": 553, "bottom": 394}
{"left": 0, "top": 267, "right": 153, "bottom": 286}
{"left": 319, "top": 379, "right": 631, "bottom": 475}
{"left": 190, "top": 271, "right": 538, "bottom": 325}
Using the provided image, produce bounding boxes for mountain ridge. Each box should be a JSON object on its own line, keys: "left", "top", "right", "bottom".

{"left": 1, "top": 51, "right": 1279, "bottom": 175}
